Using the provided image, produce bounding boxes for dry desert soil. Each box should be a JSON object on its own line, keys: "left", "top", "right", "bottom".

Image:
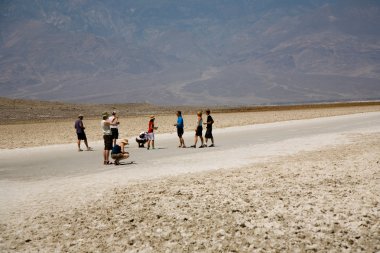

{"left": 0, "top": 98, "right": 379, "bottom": 252}
{"left": 1, "top": 98, "right": 380, "bottom": 149}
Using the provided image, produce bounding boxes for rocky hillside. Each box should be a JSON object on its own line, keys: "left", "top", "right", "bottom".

{"left": 1, "top": 0, "right": 380, "bottom": 105}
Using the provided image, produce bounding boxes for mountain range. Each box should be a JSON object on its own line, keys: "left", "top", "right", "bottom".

{"left": 1, "top": 0, "right": 380, "bottom": 105}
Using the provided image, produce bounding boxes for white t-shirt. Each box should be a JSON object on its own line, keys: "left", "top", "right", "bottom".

{"left": 101, "top": 120, "right": 112, "bottom": 135}
{"left": 108, "top": 115, "right": 119, "bottom": 129}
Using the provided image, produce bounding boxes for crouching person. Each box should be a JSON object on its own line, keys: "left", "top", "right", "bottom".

{"left": 111, "top": 139, "right": 129, "bottom": 165}
{"left": 136, "top": 131, "right": 148, "bottom": 148}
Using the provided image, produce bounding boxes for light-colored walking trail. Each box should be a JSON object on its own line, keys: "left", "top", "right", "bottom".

{"left": 0, "top": 112, "right": 379, "bottom": 221}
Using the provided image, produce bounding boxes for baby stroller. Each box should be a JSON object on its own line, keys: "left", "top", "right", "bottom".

{"left": 136, "top": 131, "right": 148, "bottom": 148}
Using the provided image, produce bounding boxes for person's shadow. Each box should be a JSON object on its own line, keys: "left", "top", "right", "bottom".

{"left": 118, "top": 161, "right": 137, "bottom": 165}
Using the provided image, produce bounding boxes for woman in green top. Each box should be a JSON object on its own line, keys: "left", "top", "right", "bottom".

{"left": 190, "top": 111, "right": 206, "bottom": 148}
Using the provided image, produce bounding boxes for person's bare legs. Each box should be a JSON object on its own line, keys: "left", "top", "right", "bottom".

{"left": 120, "top": 153, "right": 129, "bottom": 162}
{"left": 103, "top": 150, "right": 110, "bottom": 164}
{"left": 106, "top": 150, "right": 110, "bottom": 163}
{"left": 114, "top": 153, "right": 129, "bottom": 165}
{"left": 206, "top": 136, "right": 215, "bottom": 147}
{"left": 199, "top": 136, "right": 205, "bottom": 147}
{"left": 147, "top": 140, "right": 151, "bottom": 149}
{"left": 151, "top": 140, "right": 155, "bottom": 149}
{"left": 77, "top": 140, "right": 82, "bottom": 151}
{"left": 84, "top": 139, "right": 92, "bottom": 150}
{"left": 180, "top": 137, "right": 186, "bottom": 147}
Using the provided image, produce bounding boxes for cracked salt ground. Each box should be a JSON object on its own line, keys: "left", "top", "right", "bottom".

{"left": 0, "top": 113, "right": 379, "bottom": 252}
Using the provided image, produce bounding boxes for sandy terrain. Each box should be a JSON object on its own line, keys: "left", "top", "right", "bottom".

{"left": 0, "top": 132, "right": 379, "bottom": 252}
{"left": 1, "top": 104, "right": 380, "bottom": 149}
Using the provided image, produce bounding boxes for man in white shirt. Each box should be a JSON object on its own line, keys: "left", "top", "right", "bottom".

{"left": 101, "top": 113, "right": 113, "bottom": 165}
{"left": 108, "top": 111, "right": 120, "bottom": 146}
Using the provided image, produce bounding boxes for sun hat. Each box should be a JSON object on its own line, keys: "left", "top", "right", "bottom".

{"left": 78, "top": 114, "right": 83, "bottom": 118}
{"left": 119, "top": 138, "right": 129, "bottom": 145}
{"left": 150, "top": 115, "right": 155, "bottom": 119}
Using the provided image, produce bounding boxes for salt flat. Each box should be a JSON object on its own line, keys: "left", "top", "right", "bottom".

{"left": 0, "top": 112, "right": 379, "bottom": 252}
{"left": 0, "top": 112, "right": 379, "bottom": 217}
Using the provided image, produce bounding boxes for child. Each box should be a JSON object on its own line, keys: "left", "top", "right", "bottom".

{"left": 147, "top": 115, "right": 158, "bottom": 150}
{"left": 174, "top": 111, "right": 186, "bottom": 148}
{"left": 204, "top": 109, "right": 215, "bottom": 147}
{"left": 191, "top": 111, "right": 206, "bottom": 148}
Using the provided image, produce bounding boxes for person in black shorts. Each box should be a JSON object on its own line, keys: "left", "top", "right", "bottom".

{"left": 174, "top": 111, "right": 186, "bottom": 148}
{"left": 101, "top": 113, "right": 113, "bottom": 165}
{"left": 108, "top": 111, "right": 120, "bottom": 146}
{"left": 190, "top": 111, "right": 205, "bottom": 148}
{"left": 204, "top": 109, "right": 215, "bottom": 147}
{"left": 74, "top": 114, "right": 92, "bottom": 151}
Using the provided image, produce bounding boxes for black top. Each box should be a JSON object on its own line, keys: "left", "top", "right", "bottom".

{"left": 112, "top": 144, "right": 121, "bottom": 154}
{"left": 206, "top": 115, "right": 213, "bottom": 129}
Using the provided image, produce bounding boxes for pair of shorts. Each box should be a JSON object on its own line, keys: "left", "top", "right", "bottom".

{"left": 103, "top": 135, "right": 113, "bottom": 150}
{"left": 196, "top": 126, "right": 203, "bottom": 137}
{"left": 177, "top": 127, "right": 184, "bottom": 137}
{"left": 77, "top": 132, "right": 87, "bottom": 140}
{"left": 147, "top": 132, "right": 155, "bottom": 140}
{"left": 111, "top": 153, "right": 124, "bottom": 160}
{"left": 111, "top": 128, "right": 119, "bottom": 139}
{"left": 205, "top": 128, "right": 213, "bottom": 138}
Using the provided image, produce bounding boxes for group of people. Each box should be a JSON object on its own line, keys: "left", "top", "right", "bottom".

{"left": 74, "top": 109, "right": 215, "bottom": 165}
{"left": 101, "top": 111, "right": 129, "bottom": 165}
{"left": 174, "top": 109, "right": 215, "bottom": 148}
{"left": 74, "top": 111, "right": 129, "bottom": 165}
